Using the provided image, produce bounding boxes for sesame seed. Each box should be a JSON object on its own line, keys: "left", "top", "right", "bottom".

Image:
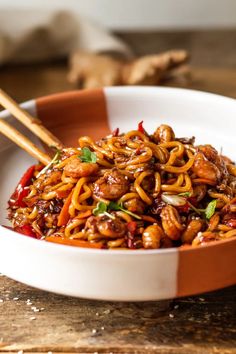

{"left": 174, "top": 305, "right": 179, "bottom": 309}
{"left": 91, "top": 329, "right": 97, "bottom": 334}
{"left": 40, "top": 307, "right": 45, "bottom": 311}
{"left": 26, "top": 302, "right": 32, "bottom": 305}
{"left": 18, "top": 350, "right": 23, "bottom": 354}
{"left": 169, "top": 313, "right": 174, "bottom": 318}
{"left": 30, "top": 316, "right": 36, "bottom": 320}
{"left": 33, "top": 309, "right": 40, "bottom": 312}
{"left": 95, "top": 312, "right": 99, "bottom": 316}
{"left": 13, "top": 297, "right": 19, "bottom": 301}
{"left": 199, "top": 297, "right": 205, "bottom": 302}
{"left": 101, "top": 326, "right": 105, "bottom": 330}
{"left": 48, "top": 351, "right": 52, "bottom": 354}
{"left": 94, "top": 352, "right": 98, "bottom": 354}
{"left": 0, "top": 299, "right": 3, "bottom": 303}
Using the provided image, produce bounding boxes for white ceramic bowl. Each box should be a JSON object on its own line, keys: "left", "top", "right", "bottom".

{"left": 0, "top": 87, "right": 235, "bottom": 301}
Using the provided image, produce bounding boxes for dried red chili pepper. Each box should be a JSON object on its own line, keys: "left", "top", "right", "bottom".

{"left": 14, "top": 225, "right": 38, "bottom": 238}
{"left": 138, "top": 121, "right": 144, "bottom": 134}
{"left": 112, "top": 127, "right": 119, "bottom": 137}
{"left": 8, "top": 165, "right": 36, "bottom": 208}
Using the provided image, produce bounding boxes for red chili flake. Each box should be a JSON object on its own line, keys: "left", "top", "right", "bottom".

{"left": 112, "top": 127, "right": 119, "bottom": 137}
{"left": 177, "top": 202, "right": 191, "bottom": 213}
{"left": 138, "top": 121, "right": 144, "bottom": 134}
{"left": 126, "top": 221, "right": 137, "bottom": 249}
{"left": 127, "top": 221, "right": 137, "bottom": 234}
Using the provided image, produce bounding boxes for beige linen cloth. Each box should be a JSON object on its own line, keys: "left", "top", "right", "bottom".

{"left": 0, "top": 8, "right": 132, "bottom": 64}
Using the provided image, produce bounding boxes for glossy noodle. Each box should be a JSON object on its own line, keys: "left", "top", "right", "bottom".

{"left": 8, "top": 123, "right": 236, "bottom": 249}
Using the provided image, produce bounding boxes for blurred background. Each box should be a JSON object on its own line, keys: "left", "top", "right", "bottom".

{"left": 0, "top": 0, "right": 236, "bottom": 100}
{"left": 1, "top": 0, "right": 236, "bottom": 29}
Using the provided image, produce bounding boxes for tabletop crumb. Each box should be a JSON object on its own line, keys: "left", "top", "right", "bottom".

{"left": 174, "top": 305, "right": 179, "bottom": 309}
{"left": 48, "top": 351, "right": 52, "bottom": 354}
{"left": 199, "top": 297, "right": 205, "bottom": 302}
{"left": 103, "top": 309, "right": 111, "bottom": 315}
{"left": 17, "top": 350, "right": 23, "bottom": 354}
{"left": 169, "top": 313, "right": 174, "bottom": 318}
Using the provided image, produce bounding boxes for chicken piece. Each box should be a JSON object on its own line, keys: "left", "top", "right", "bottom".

{"left": 198, "top": 145, "right": 229, "bottom": 183}
{"left": 192, "top": 152, "right": 221, "bottom": 185}
{"left": 93, "top": 169, "right": 129, "bottom": 200}
{"left": 124, "top": 198, "right": 146, "bottom": 214}
{"left": 153, "top": 124, "right": 175, "bottom": 143}
{"left": 191, "top": 184, "right": 207, "bottom": 202}
{"left": 85, "top": 215, "right": 126, "bottom": 238}
{"left": 64, "top": 159, "right": 99, "bottom": 178}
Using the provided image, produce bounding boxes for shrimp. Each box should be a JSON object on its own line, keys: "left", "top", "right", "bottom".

{"left": 64, "top": 159, "right": 99, "bottom": 178}
{"left": 93, "top": 168, "right": 129, "bottom": 200}
{"left": 142, "top": 224, "right": 164, "bottom": 249}
{"left": 181, "top": 219, "right": 204, "bottom": 244}
{"left": 160, "top": 205, "right": 183, "bottom": 240}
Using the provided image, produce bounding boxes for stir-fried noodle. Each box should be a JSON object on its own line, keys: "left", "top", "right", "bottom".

{"left": 8, "top": 123, "right": 236, "bottom": 249}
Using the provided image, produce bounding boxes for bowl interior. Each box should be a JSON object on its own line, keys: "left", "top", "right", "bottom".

{"left": 1, "top": 86, "right": 236, "bottom": 226}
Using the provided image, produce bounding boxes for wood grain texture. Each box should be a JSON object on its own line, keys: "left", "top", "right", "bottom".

{"left": 0, "top": 30, "right": 236, "bottom": 353}
{"left": 0, "top": 276, "right": 235, "bottom": 353}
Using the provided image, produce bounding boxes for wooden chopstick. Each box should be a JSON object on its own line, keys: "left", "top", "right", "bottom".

{"left": 0, "top": 118, "right": 51, "bottom": 165}
{"left": 0, "top": 89, "right": 63, "bottom": 149}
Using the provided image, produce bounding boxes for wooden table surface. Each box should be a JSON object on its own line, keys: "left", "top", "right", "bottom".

{"left": 0, "top": 30, "right": 236, "bottom": 354}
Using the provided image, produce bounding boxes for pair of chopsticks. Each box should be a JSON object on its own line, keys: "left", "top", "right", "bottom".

{"left": 0, "top": 89, "right": 63, "bottom": 165}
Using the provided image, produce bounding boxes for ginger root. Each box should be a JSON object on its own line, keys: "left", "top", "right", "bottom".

{"left": 68, "top": 50, "right": 189, "bottom": 88}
